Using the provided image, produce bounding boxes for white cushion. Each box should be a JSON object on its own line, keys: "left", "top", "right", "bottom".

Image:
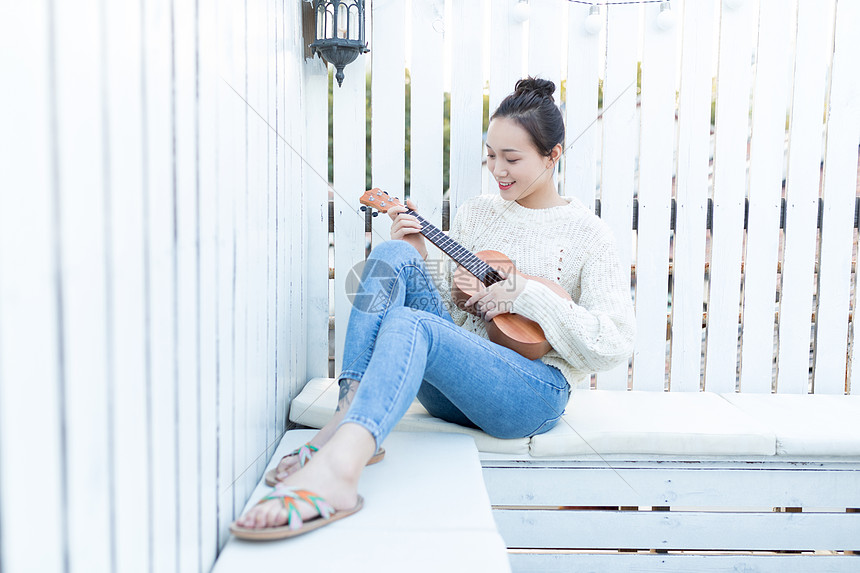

{"left": 289, "top": 378, "right": 530, "bottom": 455}
{"left": 721, "top": 393, "right": 860, "bottom": 456}
{"left": 529, "top": 390, "right": 776, "bottom": 457}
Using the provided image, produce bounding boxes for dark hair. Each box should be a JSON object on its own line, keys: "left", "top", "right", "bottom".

{"left": 490, "top": 77, "right": 565, "bottom": 157}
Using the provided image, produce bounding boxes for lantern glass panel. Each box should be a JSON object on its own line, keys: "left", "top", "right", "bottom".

{"left": 349, "top": 5, "right": 359, "bottom": 41}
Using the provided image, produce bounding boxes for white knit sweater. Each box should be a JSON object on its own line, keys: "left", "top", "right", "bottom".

{"left": 432, "top": 194, "right": 635, "bottom": 389}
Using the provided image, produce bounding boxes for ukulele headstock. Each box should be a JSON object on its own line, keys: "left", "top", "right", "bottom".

{"left": 359, "top": 188, "right": 402, "bottom": 213}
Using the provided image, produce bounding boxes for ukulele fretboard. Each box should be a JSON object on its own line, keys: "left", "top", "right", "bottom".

{"left": 406, "top": 209, "right": 505, "bottom": 286}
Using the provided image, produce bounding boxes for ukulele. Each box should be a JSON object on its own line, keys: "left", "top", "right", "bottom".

{"left": 359, "top": 188, "right": 572, "bottom": 360}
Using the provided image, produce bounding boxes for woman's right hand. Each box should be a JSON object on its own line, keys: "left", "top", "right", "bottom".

{"left": 388, "top": 199, "right": 427, "bottom": 259}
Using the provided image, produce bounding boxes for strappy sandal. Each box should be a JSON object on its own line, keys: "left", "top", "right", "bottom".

{"left": 264, "top": 443, "right": 386, "bottom": 486}
{"left": 230, "top": 485, "right": 364, "bottom": 541}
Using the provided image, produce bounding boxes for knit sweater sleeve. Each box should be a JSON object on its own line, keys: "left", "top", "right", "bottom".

{"left": 512, "top": 231, "right": 636, "bottom": 372}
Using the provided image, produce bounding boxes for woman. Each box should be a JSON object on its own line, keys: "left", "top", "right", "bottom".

{"left": 231, "top": 77, "right": 635, "bottom": 539}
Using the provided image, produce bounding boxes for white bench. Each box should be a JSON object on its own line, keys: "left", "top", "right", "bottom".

{"left": 212, "top": 429, "right": 511, "bottom": 573}
{"left": 291, "top": 378, "right": 860, "bottom": 571}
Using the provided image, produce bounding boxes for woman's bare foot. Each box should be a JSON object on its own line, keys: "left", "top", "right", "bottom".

{"left": 272, "top": 379, "right": 359, "bottom": 481}
{"left": 236, "top": 423, "right": 376, "bottom": 530}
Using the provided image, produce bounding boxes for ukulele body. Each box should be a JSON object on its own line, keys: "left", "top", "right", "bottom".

{"left": 450, "top": 250, "right": 572, "bottom": 360}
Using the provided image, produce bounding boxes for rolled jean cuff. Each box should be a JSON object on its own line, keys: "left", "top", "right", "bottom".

{"left": 338, "top": 371, "right": 364, "bottom": 385}
{"left": 339, "top": 414, "right": 384, "bottom": 450}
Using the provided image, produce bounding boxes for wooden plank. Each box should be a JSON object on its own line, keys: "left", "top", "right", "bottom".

{"left": 303, "top": 59, "right": 330, "bottom": 381}
{"left": 103, "top": 0, "right": 152, "bottom": 570}
{"left": 409, "top": 0, "right": 444, "bottom": 227}
{"left": 0, "top": 3, "right": 67, "bottom": 570}
{"left": 703, "top": 0, "right": 756, "bottom": 393}
{"left": 508, "top": 552, "right": 860, "bottom": 573}
{"left": 54, "top": 0, "right": 113, "bottom": 568}
{"left": 143, "top": 0, "right": 180, "bottom": 566}
{"left": 776, "top": 0, "right": 832, "bottom": 394}
{"left": 370, "top": 0, "right": 405, "bottom": 244}
{"left": 564, "top": 2, "right": 601, "bottom": 211}
{"left": 670, "top": 0, "right": 715, "bottom": 392}
{"left": 173, "top": 0, "right": 201, "bottom": 570}
{"left": 216, "top": 0, "right": 239, "bottom": 544}
{"left": 595, "top": 5, "right": 638, "bottom": 390}
{"left": 197, "top": 0, "right": 219, "bottom": 565}
{"left": 449, "top": 0, "right": 484, "bottom": 214}
{"left": 489, "top": 0, "right": 523, "bottom": 118}
{"left": 488, "top": 0, "right": 523, "bottom": 200}
{"left": 815, "top": 0, "right": 860, "bottom": 395}
{"left": 632, "top": 3, "right": 677, "bottom": 392}
{"left": 482, "top": 462, "right": 860, "bottom": 508}
{"left": 526, "top": 0, "right": 563, "bottom": 105}
{"left": 496, "top": 508, "right": 860, "bottom": 550}
{"left": 227, "top": 0, "right": 249, "bottom": 524}
{"left": 333, "top": 50, "right": 368, "bottom": 374}
{"left": 245, "top": 0, "right": 267, "bottom": 502}
{"left": 738, "top": 0, "right": 793, "bottom": 394}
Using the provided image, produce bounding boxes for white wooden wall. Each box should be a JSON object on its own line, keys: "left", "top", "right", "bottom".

{"left": 329, "top": 0, "right": 860, "bottom": 396}
{"left": 0, "top": 1, "right": 316, "bottom": 572}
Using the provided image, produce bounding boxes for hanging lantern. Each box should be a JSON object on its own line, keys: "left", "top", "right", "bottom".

{"left": 310, "top": 0, "right": 369, "bottom": 87}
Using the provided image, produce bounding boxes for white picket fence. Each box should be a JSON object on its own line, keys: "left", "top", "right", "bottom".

{"left": 0, "top": 0, "right": 858, "bottom": 571}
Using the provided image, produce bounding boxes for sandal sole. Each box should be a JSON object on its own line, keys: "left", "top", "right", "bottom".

{"left": 230, "top": 495, "right": 364, "bottom": 541}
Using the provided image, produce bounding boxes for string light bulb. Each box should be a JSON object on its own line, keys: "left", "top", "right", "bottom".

{"left": 656, "top": 1, "right": 676, "bottom": 31}
{"left": 584, "top": 5, "right": 602, "bottom": 35}
{"left": 513, "top": 0, "right": 530, "bottom": 23}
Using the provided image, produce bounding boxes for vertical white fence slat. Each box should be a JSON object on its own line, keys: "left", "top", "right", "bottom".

{"left": 0, "top": 3, "right": 67, "bottom": 571}
{"left": 197, "top": 0, "right": 219, "bottom": 564}
{"left": 278, "top": 0, "right": 292, "bottom": 444}
{"left": 526, "top": 0, "right": 564, "bottom": 106}
{"left": 739, "top": 0, "right": 794, "bottom": 394}
{"left": 488, "top": 0, "right": 524, "bottom": 200}
{"left": 215, "top": 0, "right": 238, "bottom": 544}
{"left": 670, "top": 0, "right": 714, "bottom": 392}
{"left": 409, "top": 0, "right": 445, "bottom": 225}
{"left": 174, "top": 0, "right": 201, "bottom": 570}
{"left": 55, "top": 1, "right": 112, "bottom": 569}
{"left": 304, "top": 55, "right": 331, "bottom": 380}
{"left": 776, "top": 0, "right": 832, "bottom": 394}
{"left": 333, "top": 58, "right": 369, "bottom": 375}
{"left": 104, "top": 0, "right": 152, "bottom": 570}
{"left": 596, "top": 5, "right": 638, "bottom": 390}
{"left": 814, "top": 0, "right": 859, "bottom": 396}
{"left": 449, "top": 0, "right": 484, "bottom": 215}
{"left": 370, "top": 0, "right": 405, "bottom": 245}
{"left": 269, "top": 0, "right": 282, "bottom": 469}
{"left": 703, "top": 0, "right": 756, "bottom": 394}
{"left": 564, "top": 3, "right": 601, "bottom": 212}
{"left": 143, "top": 0, "right": 180, "bottom": 567}
{"left": 488, "top": 0, "right": 522, "bottom": 118}
{"left": 231, "top": 0, "right": 250, "bottom": 508}
{"left": 244, "top": 0, "right": 262, "bottom": 510}
{"left": 632, "top": 3, "right": 678, "bottom": 392}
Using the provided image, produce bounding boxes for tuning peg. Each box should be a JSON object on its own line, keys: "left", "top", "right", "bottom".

{"left": 360, "top": 205, "right": 367, "bottom": 212}
{"left": 372, "top": 212, "right": 379, "bottom": 217}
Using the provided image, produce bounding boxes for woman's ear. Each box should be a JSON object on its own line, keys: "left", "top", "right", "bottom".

{"left": 549, "top": 143, "right": 563, "bottom": 167}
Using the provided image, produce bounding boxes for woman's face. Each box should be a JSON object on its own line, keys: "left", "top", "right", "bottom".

{"left": 486, "top": 116, "right": 556, "bottom": 208}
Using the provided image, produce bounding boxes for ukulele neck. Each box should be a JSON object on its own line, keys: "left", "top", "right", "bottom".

{"left": 405, "top": 208, "right": 504, "bottom": 286}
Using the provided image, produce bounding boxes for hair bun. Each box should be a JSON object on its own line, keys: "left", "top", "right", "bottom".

{"left": 514, "top": 77, "right": 556, "bottom": 99}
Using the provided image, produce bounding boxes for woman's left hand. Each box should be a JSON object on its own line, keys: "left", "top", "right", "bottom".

{"left": 464, "top": 271, "right": 527, "bottom": 321}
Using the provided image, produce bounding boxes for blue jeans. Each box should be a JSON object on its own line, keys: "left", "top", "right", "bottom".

{"left": 339, "top": 240, "right": 570, "bottom": 448}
